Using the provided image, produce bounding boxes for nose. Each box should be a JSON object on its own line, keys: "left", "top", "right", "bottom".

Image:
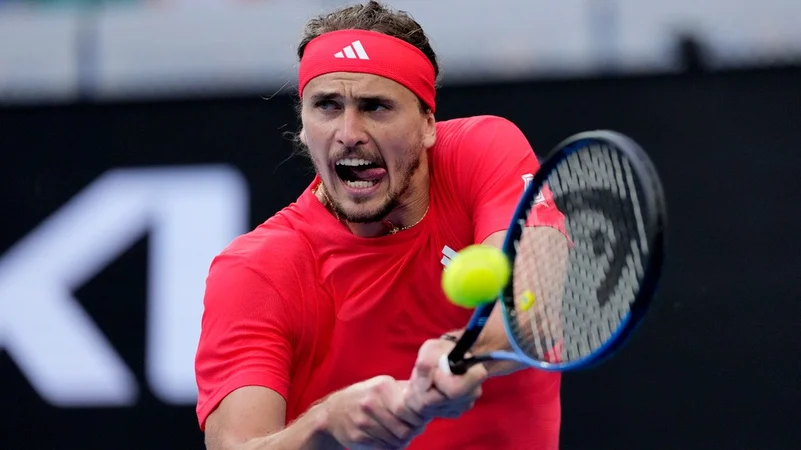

{"left": 336, "top": 107, "right": 369, "bottom": 148}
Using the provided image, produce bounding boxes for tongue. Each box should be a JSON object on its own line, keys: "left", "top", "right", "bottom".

{"left": 349, "top": 166, "right": 387, "bottom": 181}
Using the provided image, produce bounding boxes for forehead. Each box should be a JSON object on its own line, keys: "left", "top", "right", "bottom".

{"left": 303, "top": 72, "right": 417, "bottom": 101}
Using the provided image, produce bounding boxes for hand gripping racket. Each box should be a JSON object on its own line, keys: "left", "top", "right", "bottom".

{"left": 439, "top": 130, "right": 667, "bottom": 375}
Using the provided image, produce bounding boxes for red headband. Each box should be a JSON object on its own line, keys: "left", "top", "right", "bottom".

{"left": 298, "top": 29, "right": 436, "bottom": 112}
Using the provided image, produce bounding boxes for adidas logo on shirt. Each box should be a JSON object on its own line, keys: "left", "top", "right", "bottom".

{"left": 334, "top": 40, "right": 370, "bottom": 60}
{"left": 441, "top": 245, "right": 457, "bottom": 268}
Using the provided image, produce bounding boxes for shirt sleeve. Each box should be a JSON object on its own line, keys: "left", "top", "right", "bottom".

{"left": 194, "top": 252, "right": 295, "bottom": 431}
{"left": 456, "top": 116, "right": 566, "bottom": 243}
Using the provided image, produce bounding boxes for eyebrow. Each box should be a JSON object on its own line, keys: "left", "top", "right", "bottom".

{"left": 308, "top": 92, "right": 395, "bottom": 104}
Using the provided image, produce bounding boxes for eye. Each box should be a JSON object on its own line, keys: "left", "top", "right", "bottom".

{"left": 314, "top": 99, "right": 339, "bottom": 111}
{"left": 362, "top": 100, "right": 390, "bottom": 112}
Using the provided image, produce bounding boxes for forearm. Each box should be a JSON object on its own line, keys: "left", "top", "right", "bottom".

{"left": 229, "top": 404, "right": 339, "bottom": 450}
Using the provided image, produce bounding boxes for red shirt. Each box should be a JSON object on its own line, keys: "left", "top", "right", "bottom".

{"left": 195, "top": 115, "right": 566, "bottom": 449}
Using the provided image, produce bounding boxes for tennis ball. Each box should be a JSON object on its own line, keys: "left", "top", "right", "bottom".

{"left": 442, "top": 244, "right": 511, "bottom": 308}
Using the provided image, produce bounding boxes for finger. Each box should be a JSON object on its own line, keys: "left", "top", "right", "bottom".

{"left": 352, "top": 411, "right": 409, "bottom": 449}
{"left": 405, "top": 370, "right": 483, "bottom": 421}
{"left": 409, "top": 365, "right": 432, "bottom": 398}
{"left": 353, "top": 386, "right": 412, "bottom": 449}
{"left": 363, "top": 407, "right": 415, "bottom": 448}
{"left": 405, "top": 381, "right": 462, "bottom": 419}
{"left": 396, "top": 384, "right": 430, "bottom": 428}
{"left": 407, "top": 369, "right": 478, "bottom": 409}
{"left": 367, "top": 382, "right": 425, "bottom": 445}
{"left": 411, "top": 339, "right": 456, "bottom": 390}
{"left": 401, "top": 379, "right": 423, "bottom": 415}
{"left": 416, "top": 400, "right": 475, "bottom": 419}
{"left": 403, "top": 375, "right": 447, "bottom": 416}
{"left": 431, "top": 361, "right": 488, "bottom": 400}
{"left": 417, "top": 390, "right": 479, "bottom": 418}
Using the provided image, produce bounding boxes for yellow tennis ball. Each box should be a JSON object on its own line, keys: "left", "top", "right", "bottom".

{"left": 442, "top": 244, "right": 511, "bottom": 308}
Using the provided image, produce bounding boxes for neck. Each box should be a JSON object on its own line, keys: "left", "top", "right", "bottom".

{"left": 316, "top": 157, "right": 430, "bottom": 238}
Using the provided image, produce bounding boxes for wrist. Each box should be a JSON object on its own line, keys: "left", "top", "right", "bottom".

{"left": 439, "top": 332, "right": 460, "bottom": 343}
{"left": 449, "top": 326, "right": 511, "bottom": 354}
{"left": 306, "top": 399, "right": 341, "bottom": 449}
{"left": 439, "top": 328, "right": 510, "bottom": 352}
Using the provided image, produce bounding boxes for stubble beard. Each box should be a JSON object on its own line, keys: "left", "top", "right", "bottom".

{"left": 331, "top": 152, "right": 421, "bottom": 224}
{"left": 304, "top": 142, "right": 423, "bottom": 224}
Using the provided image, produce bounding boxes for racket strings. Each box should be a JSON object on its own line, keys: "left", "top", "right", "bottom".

{"left": 508, "top": 143, "right": 650, "bottom": 363}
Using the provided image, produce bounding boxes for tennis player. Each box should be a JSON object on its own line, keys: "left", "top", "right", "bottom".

{"left": 195, "top": 1, "right": 566, "bottom": 449}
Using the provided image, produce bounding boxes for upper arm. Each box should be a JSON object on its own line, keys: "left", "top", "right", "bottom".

{"left": 481, "top": 230, "right": 506, "bottom": 249}
{"left": 195, "top": 251, "right": 297, "bottom": 445}
{"left": 454, "top": 116, "right": 565, "bottom": 244}
{"left": 204, "top": 386, "right": 287, "bottom": 450}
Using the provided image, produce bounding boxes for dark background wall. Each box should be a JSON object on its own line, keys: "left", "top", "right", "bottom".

{"left": 1, "top": 67, "right": 800, "bottom": 449}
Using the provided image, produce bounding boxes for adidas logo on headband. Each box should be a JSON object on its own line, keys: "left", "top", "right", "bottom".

{"left": 334, "top": 40, "right": 370, "bottom": 60}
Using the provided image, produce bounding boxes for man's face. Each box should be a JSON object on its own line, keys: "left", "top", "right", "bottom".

{"left": 299, "top": 72, "right": 436, "bottom": 223}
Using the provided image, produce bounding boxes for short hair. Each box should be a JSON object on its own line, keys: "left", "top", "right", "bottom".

{"left": 296, "top": 0, "right": 440, "bottom": 113}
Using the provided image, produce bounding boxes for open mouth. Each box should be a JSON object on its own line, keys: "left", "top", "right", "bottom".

{"left": 335, "top": 158, "right": 387, "bottom": 190}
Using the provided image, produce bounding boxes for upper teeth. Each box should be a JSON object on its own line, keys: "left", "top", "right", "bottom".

{"left": 336, "top": 158, "right": 373, "bottom": 167}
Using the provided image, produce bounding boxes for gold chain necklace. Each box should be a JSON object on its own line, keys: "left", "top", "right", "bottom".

{"left": 382, "top": 204, "right": 430, "bottom": 234}
{"left": 314, "top": 183, "right": 429, "bottom": 235}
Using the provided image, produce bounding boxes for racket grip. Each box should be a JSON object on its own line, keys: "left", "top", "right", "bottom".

{"left": 438, "top": 353, "right": 453, "bottom": 375}
{"left": 438, "top": 353, "right": 471, "bottom": 375}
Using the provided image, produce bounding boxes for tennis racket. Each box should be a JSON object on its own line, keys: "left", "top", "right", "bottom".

{"left": 439, "top": 130, "right": 667, "bottom": 375}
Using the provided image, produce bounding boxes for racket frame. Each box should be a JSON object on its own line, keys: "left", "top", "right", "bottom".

{"left": 440, "top": 130, "right": 667, "bottom": 375}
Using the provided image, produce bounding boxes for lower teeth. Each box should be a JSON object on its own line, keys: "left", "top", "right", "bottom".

{"left": 345, "top": 180, "right": 378, "bottom": 189}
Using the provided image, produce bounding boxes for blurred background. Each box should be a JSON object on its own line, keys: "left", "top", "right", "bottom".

{"left": 1, "top": 1, "right": 799, "bottom": 449}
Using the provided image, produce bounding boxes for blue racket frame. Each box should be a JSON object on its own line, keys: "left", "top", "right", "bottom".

{"left": 440, "top": 130, "right": 667, "bottom": 375}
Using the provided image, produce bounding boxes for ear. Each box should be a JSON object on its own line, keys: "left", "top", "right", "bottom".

{"left": 422, "top": 113, "right": 436, "bottom": 149}
{"left": 299, "top": 128, "right": 307, "bottom": 145}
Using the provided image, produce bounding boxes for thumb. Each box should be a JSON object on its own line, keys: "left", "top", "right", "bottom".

{"left": 410, "top": 340, "right": 441, "bottom": 393}
{"left": 410, "top": 360, "right": 434, "bottom": 394}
